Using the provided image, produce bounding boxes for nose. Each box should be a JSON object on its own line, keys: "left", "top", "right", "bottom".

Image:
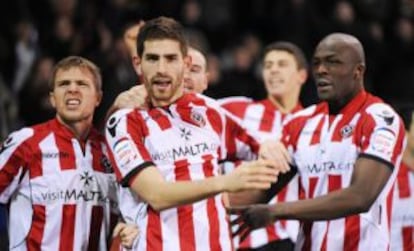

{"left": 314, "top": 62, "right": 327, "bottom": 76}
{"left": 67, "top": 82, "right": 79, "bottom": 92}
{"left": 157, "top": 58, "right": 167, "bottom": 74}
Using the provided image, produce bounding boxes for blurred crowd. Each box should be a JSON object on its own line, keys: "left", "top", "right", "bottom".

{"left": 1, "top": 0, "right": 414, "bottom": 139}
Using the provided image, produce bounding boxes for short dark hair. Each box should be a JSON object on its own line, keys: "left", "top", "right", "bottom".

{"left": 262, "top": 41, "right": 308, "bottom": 70}
{"left": 49, "top": 56, "right": 102, "bottom": 92}
{"left": 136, "top": 16, "right": 188, "bottom": 57}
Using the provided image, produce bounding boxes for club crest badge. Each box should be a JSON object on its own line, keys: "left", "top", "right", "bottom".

{"left": 191, "top": 111, "right": 206, "bottom": 127}
{"left": 340, "top": 125, "right": 354, "bottom": 138}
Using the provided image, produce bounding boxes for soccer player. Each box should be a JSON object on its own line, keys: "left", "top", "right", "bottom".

{"left": 226, "top": 42, "right": 308, "bottom": 251}
{"left": 105, "top": 17, "right": 279, "bottom": 251}
{"left": 0, "top": 56, "right": 131, "bottom": 250}
{"left": 229, "top": 33, "right": 406, "bottom": 251}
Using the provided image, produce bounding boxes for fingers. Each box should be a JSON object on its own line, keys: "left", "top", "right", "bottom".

{"left": 112, "top": 222, "right": 126, "bottom": 238}
{"left": 259, "top": 141, "right": 291, "bottom": 173}
{"left": 119, "top": 224, "right": 139, "bottom": 249}
{"left": 238, "top": 224, "right": 251, "bottom": 242}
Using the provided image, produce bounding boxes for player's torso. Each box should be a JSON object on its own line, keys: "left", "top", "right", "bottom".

{"left": 10, "top": 129, "right": 116, "bottom": 251}
{"left": 293, "top": 112, "right": 360, "bottom": 197}
{"left": 141, "top": 106, "right": 222, "bottom": 179}
{"left": 135, "top": 104, "right": 232, "bottom": 251}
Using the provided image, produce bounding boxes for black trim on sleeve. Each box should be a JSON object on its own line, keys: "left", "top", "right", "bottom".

{"left": 358, "top": 153, "right": 394, "bottom": 171}
{"left": 263, "top": 164, "right": 298, "bottom": 203}
{"left": 120, "top": 161, "right": 155, "bottom": 187}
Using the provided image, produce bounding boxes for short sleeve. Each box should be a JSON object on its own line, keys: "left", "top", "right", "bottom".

{"left": 358, "top": 103, "right": 406, "bottom": 169}
{"left": 105, "top": 109, "right": 154, "bottom": 187}
{"left": 0, "top": 128, "right": 32, "bottom": 203}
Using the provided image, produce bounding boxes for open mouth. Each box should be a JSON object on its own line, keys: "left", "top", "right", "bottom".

{"left": 66, "top": 98, "right": 81, "bottom": 109}
{"left": 152, "top": 78, "right": 172, "bottom": 91}
{"left": 316, "top": 79, "right": 332, "bottom": 90}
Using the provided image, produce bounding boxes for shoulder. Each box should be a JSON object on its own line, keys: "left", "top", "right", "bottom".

{"left": 0, "top": 127, "right": 34, "bottom": 155}
{"left": 284, "top": 104, "right": 320, "bottom": 125}
{"left": 363, "top": 100, "right": 400, "bottom": 126}
{"left": 217, "top": 96, "right": 253, "bottom": 119}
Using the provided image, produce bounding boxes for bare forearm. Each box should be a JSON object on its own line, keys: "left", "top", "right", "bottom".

{"left": 133, "top": 176, "right": 227, "bottom": 211}
{"left": 228, "top": 190, "right": 266, "bottom": 206}
{"left": 270, "top": 187, "right": 367, "bottom": 221}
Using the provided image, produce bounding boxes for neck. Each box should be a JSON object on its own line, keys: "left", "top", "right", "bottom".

{"left": 328, "top": 88, "right": 363, "bottom": 114}
{"left": 57, "top": 116, "right": 92, "bottom": 141}
{"left": 151, "top": 89, "right": 184, "bottom": 108}
{"left": 267, "top": 92, "right": 299, "bottom": 113}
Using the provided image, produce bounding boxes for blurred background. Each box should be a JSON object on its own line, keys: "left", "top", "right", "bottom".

{"left": 0, "top": 0, "right": 414, "bottom": 248}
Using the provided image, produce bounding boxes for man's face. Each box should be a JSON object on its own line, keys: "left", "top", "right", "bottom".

{"left": 262, "top": 50, "right": 305, "bottom": 98}
{"left": 139, "top": 39, "right": 188, "bottom": 106}
{"left": 183, "top": 48, "right": 208, "bottom": 93}
{"left": 50, "top": 67, "right": 101, "bottom": 125}
{"left": 312, "top": 41, "right": 359, "bottom": 102}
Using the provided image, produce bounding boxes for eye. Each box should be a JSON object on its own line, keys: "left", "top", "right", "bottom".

{"left": 166, "top": 55, "right": 178, "bottom": 62}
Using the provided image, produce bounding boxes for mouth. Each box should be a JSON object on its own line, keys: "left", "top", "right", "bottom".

{"left": 268, "top": 78, "right": 284, "bottom": 86}
{"left": 65, "top": 98, "right": 81, "bottom": 109}
{"left": 152, "top": 78, "right": 172, "bottom": 91}
{"left": 316, "top": 79, "right": 332, "bottom": 91}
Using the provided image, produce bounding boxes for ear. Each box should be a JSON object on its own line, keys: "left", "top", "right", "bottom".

{"left": 354, "top": 63, "right": 365, "bottom": 80}
{"left": 49, "top": 92, "right": 56, "bottom": 108}
{"left": 184, "top": 55, "right": 192, "bottom": 70}
{"left": 297, "top": 69, "right": 308, "bottom": 86}
{"left": 95, "top": 90, "right": 103, "bottom": 107}
{"left": 132, "top": 56, "right": 142, "bottom": 77}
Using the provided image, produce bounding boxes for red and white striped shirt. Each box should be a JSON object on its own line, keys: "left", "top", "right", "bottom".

{"left": 281, "top": 91, "right": 405, "bottom": 251}
{"left": 0, "top": 118, "right": 118, "bottom": 251}
{"left": 391, "top": 161, "right": 414, "bottom": 251}
{"left": 222, "top": 98, "right": 302, "bottom": 249}
{"left": 105, "top": 93, "right": 259, "bottom": 251}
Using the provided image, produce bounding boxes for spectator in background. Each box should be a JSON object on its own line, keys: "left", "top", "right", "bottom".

{"left": 0, "top": 75, "right": 19, "bottom": 141}
{"left": 12, "top": 20, "right": 38, "bottom": 95}
{"left": 19, "top": 56, "right": 55, "bottom": 126}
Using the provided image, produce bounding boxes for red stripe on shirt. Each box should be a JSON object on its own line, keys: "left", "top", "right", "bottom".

{"left": 149, "top": 109, "right": 172, "bottom": 130}
{"left": 146, "top": 207, "right": 163, "bottom": 251}
{"left": 320, "top": 175, "right": 342, "bottom": 250}
{"left": 59, "top": 204, "right": 76, "bottom": 251}
{"left": 87, "top": 206, "right": 104, "bottom": 251}
{"left": 343, "top": 215, "right": 360, "bottom": 251}
{"left": 310, "top": 116, "right": 324, "bottom": 145}
{"left": 398, "top": 163, "right": 411, "bottom": 198}
{"left": 259, "top": 109, "right": 275, "bottom": 132}
{"left": 55, "top": 134, "right": 76, "bottom": 170}
{"left": 202, "top": 155, "right": 222, "bottom": 251}
{"left": 91, "top": 141, "right": 103, "bottom": 172}
{"left": 27, "top": 205, "right": 46, "bottom": 251}
{"left": 302, "top": 177, "right": 318, "bottom": 251}
{"left": 175, "top": 159, "right": 196, "bottom": 251}
{"left": 30, "top": 136, "right": 43, "bottom": 178}
{"left": 402, "top": 226, "right": 414, "bottom": 251}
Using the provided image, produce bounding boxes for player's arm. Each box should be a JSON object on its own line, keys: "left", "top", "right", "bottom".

{"left": 105, "top": 85, "right": 148, "bottom": 122}
{"left": 129, "top": 160, "right": 278, "bottom": 211}
{"left": 269, "top": 156, "right": 393, "bottom": 220}
{"left": 0, "top": 129, "right": 32, "bottom": 203}
{"left": 228, "top": 164, "right": 297, "bottom": 206}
